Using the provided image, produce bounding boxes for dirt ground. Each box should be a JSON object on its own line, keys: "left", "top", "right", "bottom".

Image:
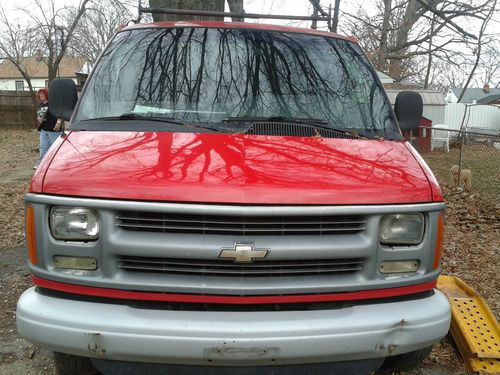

{"left": 1, "top": 129, "right": 498, "bottom": 375}
{"left": 0, "top": 129, "right": 56, "bottom": 375}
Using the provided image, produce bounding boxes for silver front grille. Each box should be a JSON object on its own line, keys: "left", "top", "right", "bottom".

{"left": 116, "top": 212, "right": 366, "bottom": 236}
{"left": 117, "top": 256, "right": 364, "bottom": 277}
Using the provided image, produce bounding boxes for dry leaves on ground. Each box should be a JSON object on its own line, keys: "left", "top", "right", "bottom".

{"left": 439, "top": 185, "right": 500, "bottom": 317}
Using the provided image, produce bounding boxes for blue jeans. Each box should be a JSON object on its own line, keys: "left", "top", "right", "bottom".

{"left": 37, "top": 130, "right": 60, "bottom": 166}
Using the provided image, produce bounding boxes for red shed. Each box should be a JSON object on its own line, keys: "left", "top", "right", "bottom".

{"left": 402, "top": 116, "right": 432, "bottom": 153}
{"left": 418, "top": 117, "right": 433, "bottom": 153}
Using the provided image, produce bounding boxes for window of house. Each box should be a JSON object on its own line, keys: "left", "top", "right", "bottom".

{"left": 45, "top": 80, "right": 49, "bottom": 87}
{"left": 15, "top": 80, "right": 24, "bottom": 91}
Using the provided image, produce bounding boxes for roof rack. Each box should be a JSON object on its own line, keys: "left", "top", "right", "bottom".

{"left": 138, "top": 6, "right": 331, "bottom": 23}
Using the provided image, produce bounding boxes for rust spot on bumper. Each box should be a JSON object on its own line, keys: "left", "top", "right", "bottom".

{"left": 87, "top": 332, "right": 106, "bottom": 357}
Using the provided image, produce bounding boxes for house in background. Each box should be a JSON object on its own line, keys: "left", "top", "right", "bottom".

{"left": 446, "top": 85, "right": 500, "bottom": 104}
{"left": 0, "top": 57, "right": 88, "bottom": 91}
{"left": 477, "top": 94, "right": 500, "bottom": 106}
{"left": 445, "top": 85, "right": 500, "bottom": 132}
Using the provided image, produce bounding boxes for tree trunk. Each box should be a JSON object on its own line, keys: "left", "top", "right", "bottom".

{"left": 227, "top": 0, "right": 245, "bottom": 22}
{"left": 423, "top": 14, "right": 436, "bottom": 89}
{"left": 148, "top": 0, "right": 226, "bottom": 22}
{"left": 377, "top": 0, "right": 391, "bottom": 72}
{"left": 16, "top": 63, "right": 38, "bottom": 108}
{"left": 47, "top": 46, "right": 57, "bottom": 83}
{"left": 388, "top": 0, "right": 421, "bottom": 80}
{"left": 310, "top": 0, "right": 319, "bottom": 29}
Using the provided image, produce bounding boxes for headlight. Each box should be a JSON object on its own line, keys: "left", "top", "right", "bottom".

{"left": 380, "top": 213, "right": 424, "bottom": 245}
{"left": 50, "top": 207, "right": 99, "bottom": 241}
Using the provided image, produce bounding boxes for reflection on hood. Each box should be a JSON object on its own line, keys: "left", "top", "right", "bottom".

{"left": 41, "top": 131, "right": 432, "bottom": 205}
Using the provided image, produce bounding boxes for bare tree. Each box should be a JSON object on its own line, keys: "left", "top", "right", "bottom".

{"left": 22, "top": 0, "right": 92, "bottom": 84}
{"left": 67, "top": 0, "right": 132, "bottom": 65}
{"left": 343, "top": 0, "right": 498, "bottom": 83}
{"left": 438, "top": 62, "right": 468, "bottom": 91}
{"left": 0, "top": 6, "right": 43, "bottom": 98}
{"left": 476, "top": 43, "right": 500, "bottom": 87}
{"left": 457, "top": 0, "right": 497, "bottom": 101}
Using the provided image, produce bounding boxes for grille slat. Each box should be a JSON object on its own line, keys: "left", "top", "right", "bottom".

{"left": 116, "top": 212, "right": 366, "bottom": 236}
{"left": 117, "top": 256, "right": 364, "bottom": 277}
{"left": 116, "top": 216, "right": 366, "bottom": 226}
{"left": 116, "top": 223, "right": 365, "bottom": 233}
{"left": 116, "top": 258, "right": 360, "bottom": 268}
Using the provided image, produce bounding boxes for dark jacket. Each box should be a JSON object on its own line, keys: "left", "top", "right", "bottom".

{"left": 37, "top": 102, "right": 59, "bottom": 131}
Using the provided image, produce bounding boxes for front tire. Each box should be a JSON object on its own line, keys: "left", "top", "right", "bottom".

{"left": 381, "top": 346, "right": 433, "bottom": 370}
{"left": 53, "top": 352, "right": 100, "bottom": 375}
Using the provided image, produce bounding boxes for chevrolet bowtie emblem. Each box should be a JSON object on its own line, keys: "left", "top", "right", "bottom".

{"left": 219, "top": 243, "right": 269, "bottom": 263}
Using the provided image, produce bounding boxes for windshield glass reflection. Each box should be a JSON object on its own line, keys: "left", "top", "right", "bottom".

{"left": 76, "top": 27, "right": 397, "bottom": 136}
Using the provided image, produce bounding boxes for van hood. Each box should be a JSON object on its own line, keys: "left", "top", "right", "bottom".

{"left": 40, "top": 131, "right": 433, "bottom": 204}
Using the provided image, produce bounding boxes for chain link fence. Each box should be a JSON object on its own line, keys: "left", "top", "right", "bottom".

{"left": 411, "top": 126, "right": 500, "bottom": 203}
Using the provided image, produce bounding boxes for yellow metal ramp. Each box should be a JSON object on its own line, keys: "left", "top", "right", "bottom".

{"left": 437, "top": 275, "right": 500, "bottom": 373}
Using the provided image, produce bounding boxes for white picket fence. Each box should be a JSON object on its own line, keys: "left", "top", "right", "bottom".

{"left": 444, "top": 103, "right": 500, "bottom": 133}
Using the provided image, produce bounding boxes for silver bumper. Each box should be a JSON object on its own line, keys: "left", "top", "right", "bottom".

{"left": 17, "top": 287, "right": 450, "bottom": 366}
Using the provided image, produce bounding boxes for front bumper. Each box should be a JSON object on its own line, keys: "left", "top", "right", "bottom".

{"left": 17, "top": 287, "right": 450, "bottom": 366}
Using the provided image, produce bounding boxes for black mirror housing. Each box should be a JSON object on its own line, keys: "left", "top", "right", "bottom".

{"left": 394, "top": 91, "right": 423, "bottom": 132}
{"left": 49, "top": 79, "right": 78, "bottom": 122}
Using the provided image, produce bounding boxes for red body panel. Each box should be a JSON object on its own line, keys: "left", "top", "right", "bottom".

{"left": 36, "top": 131, "right": 435, "bottom": 205}
{"left": 123, "top": 21, "right": 356, "bottom": 43}
{"left": 405, "top": 142, "right": 444, "bottom": 202}
{"left": 30, "top": 134, "right": 66, "bottom": 193}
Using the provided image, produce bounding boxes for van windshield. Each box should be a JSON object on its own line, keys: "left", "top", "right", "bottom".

{"left": 75, "top": 27, "right": 399, "bottom": 138}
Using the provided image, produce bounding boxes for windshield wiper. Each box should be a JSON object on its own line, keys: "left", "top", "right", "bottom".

{"left": 224, "top": 116, "right": 371, "bottom": 139}
{"left": 224, "top": 116, "right": 328, "bottom": 124}
{"left": 81, "top": 113, "right": 219, "bottom": 132}
{"left": 82, "top": 113, "right": 187, "bottom": 124}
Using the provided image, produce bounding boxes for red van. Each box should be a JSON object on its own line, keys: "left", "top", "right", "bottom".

{"left": 17, "top": 20, "right": 450, "bottom": 375}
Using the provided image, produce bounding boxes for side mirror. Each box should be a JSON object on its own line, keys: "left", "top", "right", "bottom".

{"left": 49, "top": 79, "right": 78, "bottom": 121}
{"left": 394, "top": 91, "right": 423, "bottom": 131}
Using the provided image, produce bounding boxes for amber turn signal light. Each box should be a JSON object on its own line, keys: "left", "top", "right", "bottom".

{"left": 433, "top": 213, "right": 444, "bottom": 269}
{"left": 26, "top": 204, "right": 38, "bottom": 265}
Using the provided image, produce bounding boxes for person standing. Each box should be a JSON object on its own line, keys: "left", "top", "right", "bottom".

{"left": 35, "top": 88, "right": 61, "bottom": 169}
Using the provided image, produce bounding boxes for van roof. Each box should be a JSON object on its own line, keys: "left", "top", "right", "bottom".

{"left": 122, "top": 21, "right": 357, "bottom": 43}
